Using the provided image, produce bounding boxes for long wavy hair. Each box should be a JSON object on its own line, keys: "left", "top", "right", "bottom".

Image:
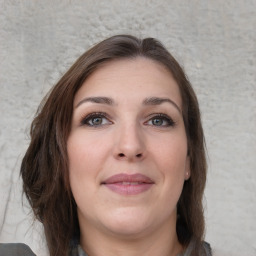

{"left": 21, "top": 35, "right": 207, "bottom": 256}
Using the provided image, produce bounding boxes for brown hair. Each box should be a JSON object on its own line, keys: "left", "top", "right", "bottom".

{"left": 21, "top": 35, "right": 207, "bottom": 256}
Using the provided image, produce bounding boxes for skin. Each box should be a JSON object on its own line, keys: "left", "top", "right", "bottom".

{"left": 67, "top": 57, "right": 190, "bottom": 256}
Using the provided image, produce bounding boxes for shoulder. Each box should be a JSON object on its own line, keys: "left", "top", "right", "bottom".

{"left": 0, "top": 243, "right": 36, "bottom": 256}
{"left": 202, "top": 241, "right": 212, "bottom": 256}
{"left": 181, "top": 240, "right": 212, "bottom": 256}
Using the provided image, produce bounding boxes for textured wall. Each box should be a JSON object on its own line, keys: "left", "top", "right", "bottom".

{"left": 0, "top": 0, "right": 255, "bottom": 255}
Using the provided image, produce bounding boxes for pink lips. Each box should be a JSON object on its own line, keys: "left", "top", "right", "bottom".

{"left": 101, "top": 173, "right": 154, "bottom": 195}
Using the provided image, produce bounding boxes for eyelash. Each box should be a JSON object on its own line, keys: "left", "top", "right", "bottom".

{"left": 80, "top": 112, "right": 176, "bottom": 128}
{"left": 80, "top": 112, "right": 111, "bottom": 127}
{"left": 146, "top": 113, "right": 176, "bottom": 127}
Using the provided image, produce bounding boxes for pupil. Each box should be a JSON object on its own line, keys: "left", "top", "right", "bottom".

{"left": 92, "top": 117, "right": 102, "bottom": 125}
{"left": 153, "top": 118, "right": 163, "bottom": 126}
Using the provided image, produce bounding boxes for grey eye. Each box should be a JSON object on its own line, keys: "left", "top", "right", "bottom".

{"left": 146, "top": 114, "right": 175, "bottom": 127}
{"left": 81, "top": 112, "right": 112, "bottom": 127}
{"left": 90, "top": 117, "right": 103, "bottom": 126}
{"left": 152, "top": 118, "right": 164, "bottom": 126}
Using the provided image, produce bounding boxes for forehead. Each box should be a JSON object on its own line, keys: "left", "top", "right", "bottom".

{"left": 74, "top": 57, "right": 182, "bottom": 108}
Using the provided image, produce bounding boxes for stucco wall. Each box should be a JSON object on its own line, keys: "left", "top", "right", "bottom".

{"left": 0, "top": 1, "right": 255, "bottom": 255}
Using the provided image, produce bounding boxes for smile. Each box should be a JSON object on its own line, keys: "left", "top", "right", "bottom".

{"left": 101, "top": 173, "right": 154, "bottom": 195}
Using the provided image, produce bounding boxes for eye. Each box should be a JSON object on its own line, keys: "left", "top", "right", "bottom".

{"left": 146, "top": 114, "right": 175, "bottom": 127}
{"left": 80, "top": 112, "right": 112, "bottom": 127}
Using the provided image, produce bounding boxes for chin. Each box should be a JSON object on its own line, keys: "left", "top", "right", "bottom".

{"left": 102, "top": 207, "right": 153, "bottom": 237}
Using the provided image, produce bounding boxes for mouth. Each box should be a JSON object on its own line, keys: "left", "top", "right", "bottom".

{"left": 101, "top": 173, "right": 154, "bottom": 195}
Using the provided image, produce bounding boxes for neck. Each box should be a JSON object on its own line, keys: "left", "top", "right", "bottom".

{"left": 79, "top": 218, "right": 183, "bottom": 256}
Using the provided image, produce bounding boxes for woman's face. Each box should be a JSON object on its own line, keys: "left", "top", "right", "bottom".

{"left": 67, "top": 58, "right": 190, "bottom": 239}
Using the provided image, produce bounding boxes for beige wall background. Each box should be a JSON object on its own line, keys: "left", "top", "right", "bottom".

{"left": 0, "top": 1, "right": 255, "bottom": 255}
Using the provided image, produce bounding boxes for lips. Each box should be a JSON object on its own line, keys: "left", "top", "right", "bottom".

{"left": 101, "top": 173, "right": 154, "bottom": 195}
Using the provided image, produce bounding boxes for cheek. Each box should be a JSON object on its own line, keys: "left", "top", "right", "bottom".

{"left": 149, "top": 134, "right": 188, "bottom": 201}
{"left": 67, "top": 133, "right": 98, "bottom": 195}
{"left": 67, "top": 132, "right": 109, "bottom": 173}
{"left": 67, "top": 133, "right": 100, "bottom": 207}
{"left": 150, "top": 134, "right": 188, "bottom": 173}
{"left": 67, "top": 131, "right": 114, "bottom": 203}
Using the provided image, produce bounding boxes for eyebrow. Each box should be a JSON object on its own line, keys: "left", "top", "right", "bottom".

{"left": 75, "top": 96, "right": 181, "bottom": 113}
{"left": 143, "top": 97, "right": 181, "bottom": 113}
{"left": 75, "top": 97, "right": 114, "bottom": 108}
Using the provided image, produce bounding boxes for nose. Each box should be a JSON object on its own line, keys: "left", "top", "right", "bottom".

{"left": 113, "top": 123, "right": 146, "bottom": 162}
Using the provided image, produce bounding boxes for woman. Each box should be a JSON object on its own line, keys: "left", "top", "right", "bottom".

{"left": 8, "top": 35, "right": 210, "bottom": 255}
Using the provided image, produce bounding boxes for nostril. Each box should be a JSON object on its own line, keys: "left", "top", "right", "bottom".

{"left": 117, "top": 153, "right": 143, "bottom": 159}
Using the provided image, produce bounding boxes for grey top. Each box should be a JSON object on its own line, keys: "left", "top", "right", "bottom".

{"left": 0, "top": 243, "right": 36, "bottom": 256}
{"left": 76, "top": 240, "right": 212, "bottom": 256}
{"left": 0, "top": 240, "right": 211, "bottom": 256}
{"left": 179, "top": 240, "right": 212, "bottom": 256}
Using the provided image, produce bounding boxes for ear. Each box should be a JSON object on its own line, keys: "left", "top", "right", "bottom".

{"left": 184, "top": 156, "right": 190, "bottom": 180}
